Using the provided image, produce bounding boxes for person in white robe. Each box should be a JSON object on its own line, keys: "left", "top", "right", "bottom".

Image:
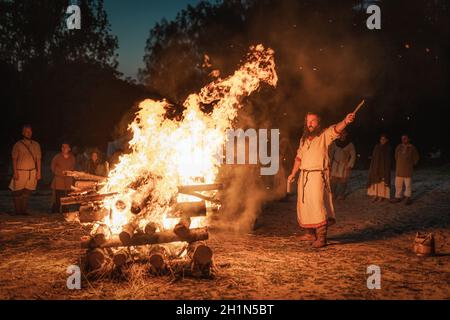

{"left": 288, "top": 112, "right": 356, "bottom": 248}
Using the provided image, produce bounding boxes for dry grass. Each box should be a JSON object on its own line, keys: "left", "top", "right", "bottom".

{"left": 0, "top": 169, "right": 449, "bottom": 300}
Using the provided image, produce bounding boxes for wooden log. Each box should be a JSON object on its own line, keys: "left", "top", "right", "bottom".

{"left": 87, "top": 248, "right": 107, "bottom": 270}
{"left": 114, "top": 199, "right": 127, "bottom": 211}
{"left": 187, "top": 242, "right": 213, "bottom": 266}
{"left": 149, "top": 246, "right": 168, "bottom": 273}
{"left": 173, "top": 217, "right": 191, "bottom": 239}
{"left": 79, "top": 206, "right": 109, "bottom": 223}
{"left": 176, "top": 191, "right": 221, "bottom": 204}
{"left": 70, "top": 186, "right": 96, "bottom": 194}
{"left": 81, "top": 227, "right": 209, "bottom": 249}
{"left": 171, "top": 201, "right": 207, "bottom": 218}
{"left": 60, "top": 192, "right": 117, "bottom": 206}
{"left": 130, "top": 195, "right": 152, "bottom": 214}
{"left": 177, "top": 183, "right": 223, "bottom": 193}
{"left": 113, "top": 249, "right": 131, "bottom": 267}
{"left": 75, "top": 180, "right": 98, "bottom": 188}
{"left": 64, "top": 211, "right": 80, "bottom": 223}
{"left": 63, "top": 170, "right": 106, "bottom": 182}
{"left": 144, "top": 222, "right": 158, "bottom": 235}
{"left": 168, "top": 257, "right": 212, "bottom": 279}
{"left": 167, "top": 204, "right": 219, "bottom": 218}
{"left": 119, "top": 221, "right": 139, "bottom": 245}
{"left": 93, "top": 224, "right": 110, "bottom": 246}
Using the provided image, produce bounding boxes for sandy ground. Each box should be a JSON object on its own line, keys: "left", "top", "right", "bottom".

{"left": 0, "top": 169, "right": 449, "bottom": 300}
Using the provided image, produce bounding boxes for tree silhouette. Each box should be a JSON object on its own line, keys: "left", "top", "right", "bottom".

{"left": 139, "top": 0, "right": 450, "bottom": 161}
{"left": 0, "top": 0, "right": 148, "bottom": 164}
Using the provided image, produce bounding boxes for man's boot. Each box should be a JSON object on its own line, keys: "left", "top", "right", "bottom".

{"left": 327, "top": 217, "right": 336, "bottom": 226}
{"left": 297, "top": 228, "right": 316, "bottom": 241}
{"left": 312, "top": 225, "right": 328, "bottom": 248}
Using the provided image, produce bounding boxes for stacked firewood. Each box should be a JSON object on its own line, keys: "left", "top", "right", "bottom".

{"left": 62, "top": 171, "right": 220, "bottom": 280}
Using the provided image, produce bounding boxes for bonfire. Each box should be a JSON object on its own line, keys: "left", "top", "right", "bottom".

{"left": 62, "top": 45, "right": 278, "bottom": 279}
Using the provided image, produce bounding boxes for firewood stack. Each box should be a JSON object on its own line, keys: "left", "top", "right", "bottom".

{"left": 62, "top": 171, "right": 220, "bottom": 280}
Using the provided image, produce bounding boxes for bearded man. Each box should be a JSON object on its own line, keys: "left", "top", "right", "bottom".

{"left": 9, "top": 125, "right": 42, "bottom": 215}
{"left": 288, "top": 112, "right": 355, "bottom": 248}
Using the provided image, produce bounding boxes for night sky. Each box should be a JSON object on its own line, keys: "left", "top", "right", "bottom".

{"left": 104, "top": 0, "right": 201, "bottom": 79}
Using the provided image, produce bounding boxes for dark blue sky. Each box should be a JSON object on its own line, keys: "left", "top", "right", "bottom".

{"left": 104, "top": 0, "right": 201, "bottom": 79}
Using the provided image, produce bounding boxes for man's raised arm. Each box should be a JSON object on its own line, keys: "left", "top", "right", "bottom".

{"left": 335, "top": 113, "right": 356, "bottom": 134}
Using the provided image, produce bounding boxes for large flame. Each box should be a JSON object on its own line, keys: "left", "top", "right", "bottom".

{"left": 99, "top": 45, "right": 277, "bottom": 235}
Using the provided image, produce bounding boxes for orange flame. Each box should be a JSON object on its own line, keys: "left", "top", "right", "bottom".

{"left": 99, "top": 45, "right": 277, "bottom": 236}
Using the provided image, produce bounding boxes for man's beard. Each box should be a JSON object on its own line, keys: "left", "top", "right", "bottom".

{"left": 303, "top": 125, "right": 323, "bottom": 140}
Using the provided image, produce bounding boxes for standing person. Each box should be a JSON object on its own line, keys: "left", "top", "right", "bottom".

{"left": 288, "top": 111, "right": 356, "bottom": 248}
{"left": 367, "top": 134, "right": 392, "bottom": 202}
{"left": 51, "top": 143, "right": 76, "bottom": 213}
{"left": 85, "top": 150, "right": 109, "bottom": 177}
{"left": 9, "top": 125, "right": 42, "bottom": 215}
{"left": 329, "top": 130, "right": 356, "bottom": 200}
{"left": 391, "top": 134, "right": 419, "bottom": 205}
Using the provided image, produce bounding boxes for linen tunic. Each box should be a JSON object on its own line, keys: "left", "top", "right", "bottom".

{"left": 9, "top": 139, "right": 41, "bottom": 191}
{"left": 296, "top": 126, "right": 340, "bottom": 228}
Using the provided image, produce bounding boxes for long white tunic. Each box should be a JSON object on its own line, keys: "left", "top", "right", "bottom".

{"left": 296, "top": 126, "right": 339, "bottom": 228}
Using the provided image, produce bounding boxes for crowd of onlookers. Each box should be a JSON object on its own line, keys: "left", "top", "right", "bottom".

{"left": 8, "top": 124, "right": 122, "bottom": 215}
{"left": 329, "top": 130, "right": 419, "bottom": 205}
{"left": 7, "top": 123, "right": 420, "bottom": 216}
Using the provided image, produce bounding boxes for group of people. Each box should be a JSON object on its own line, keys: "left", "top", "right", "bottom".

{"left": 329, "top": 131, "right": 420, "bottom": 205}
{"left": 288, "top": 111, "right": 420, "bottom": 248}
{"left": 367, "top": 134, "right": 419, "bottom": 205}
{"left": 9, "top": 125, "right": 111, "bottom": 215}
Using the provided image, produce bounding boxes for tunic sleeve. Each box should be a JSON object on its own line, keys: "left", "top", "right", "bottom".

{"left": 324, "top": 126, "right": 340, "bottom": 147}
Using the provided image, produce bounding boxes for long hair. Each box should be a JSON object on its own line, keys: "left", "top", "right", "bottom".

{"left": 301, "top": 112, "right": 324, "bottom": 145}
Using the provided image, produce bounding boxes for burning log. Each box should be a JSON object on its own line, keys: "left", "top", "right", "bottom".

{"left": 177, "top": 184, "right": 223, "bottom": 204}
{"left": 81, "top": 227, "right": 209, "bottom": 249}
{"left": 178, "top": 184, "right": 223, "bottom": 193}
{"left": 75, "top": 180, "right": 99, "bottom": 189}
{"left": 113, "top": 249, "right": 131, "bottom": 267}
{"left": 63, "top": 170, "right": 106, "bottom": 182}
{"left": 144, "top": 222, "right": 158, "bottom": 235}
{"left": 173, "top": 217, "right": 191, "bottom": 239}
{"left": 70, "top": 181, "right": 101, "bottom": 194}
{"left": 93, "top": 224, "right": 111, "bottom": 246}
{"left": 170, "top": 201, "right": 207, "bottom": 218}
{"left": 130, "top": 194, "right": 153, "bottom": 215}
{"left": 60, "top": 192, "right": 117, "bottom": 206}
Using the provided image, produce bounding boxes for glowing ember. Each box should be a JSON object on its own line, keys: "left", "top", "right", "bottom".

{"left": 97, "top": 44, "right": 278, "bottom": 239}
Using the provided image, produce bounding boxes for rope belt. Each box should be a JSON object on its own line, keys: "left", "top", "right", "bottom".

{"left": 17, "top": 168, "right": 36, "bottom": 181}
{"left": 301, "top": 169, "right": 331, "bottom": 204}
